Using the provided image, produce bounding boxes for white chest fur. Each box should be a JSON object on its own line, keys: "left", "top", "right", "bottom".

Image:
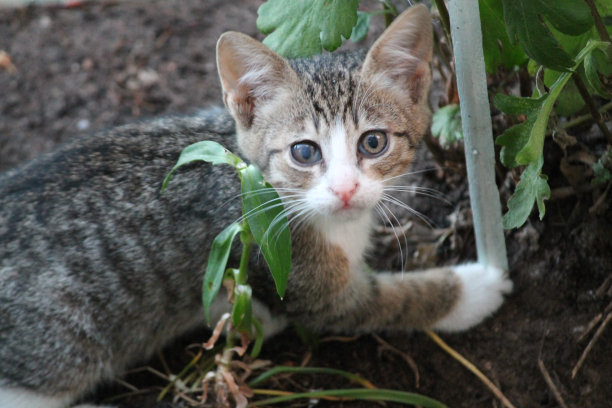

{"left": 314, "top": 212, "right": 373, "bottom": 267}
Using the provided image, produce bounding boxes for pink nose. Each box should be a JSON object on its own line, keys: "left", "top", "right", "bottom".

{"left": 331, "top": 182, "right": 359, "bottom": 206}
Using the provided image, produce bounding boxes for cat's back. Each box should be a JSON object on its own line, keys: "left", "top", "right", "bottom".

{"left": 0, "top": 107, "right": 241, "bottom": 392}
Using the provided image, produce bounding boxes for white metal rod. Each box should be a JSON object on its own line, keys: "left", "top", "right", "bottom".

{"left": 448, "top": 0, "right": 509, "bottom": 271}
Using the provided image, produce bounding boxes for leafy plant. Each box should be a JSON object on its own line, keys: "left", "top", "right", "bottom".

{"left": 163, "top": 140, "right": 291, "bottom": 404}
{"left": 487, "top": 0, "right": 611, "bottom": 228}
{"left": 431, "top": 104, "right": 463, "bottom": 147}
{"left": 256, "top": 0, "right": 360, "bottom": 58}
{"left": 433, "top": 0, "right": 611, "bottom": 228}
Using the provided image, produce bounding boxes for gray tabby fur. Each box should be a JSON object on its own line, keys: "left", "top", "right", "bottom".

{"left": 0, "top": 5, "right": 511, "bottom": 407}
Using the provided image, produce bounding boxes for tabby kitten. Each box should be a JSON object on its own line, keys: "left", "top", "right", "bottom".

{"left": 0, "top": 5, "right": 512, "bottom": 408}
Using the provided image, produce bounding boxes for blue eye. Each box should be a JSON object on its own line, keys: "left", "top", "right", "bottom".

{"left": 358, "top": 130, "right": 388, "bottom": 157}
{"left": 291, "top": 141, "right": 322, "bottom": 165}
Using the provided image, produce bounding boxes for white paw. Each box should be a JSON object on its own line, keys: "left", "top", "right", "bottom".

{"left": 0, "top": 386, "right": 116, "bottom": 408}
{"left": 432, "top": 263, "right": 512, "bottom": 332}
{"left": 208, "top": 293, "right": 288, "bottom": 339}
{"left": 0, "top": 387, "right": 71, "bottom": 408}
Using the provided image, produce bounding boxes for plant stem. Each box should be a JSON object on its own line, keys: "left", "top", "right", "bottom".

{"left": 381, "top": 1, "right": 396, "bottom": 27}
{"left": 584, "top": 0, "right": 612, "bottom": 44}
{"left": 546, "top": 100, "right": 612, "bottom": 135}
{"left": 432, "top": 0, "right": 452, "bottom": 43}
{"left": 448, "top": 0, "right": 508, "bottom": 271}
{"left": 572, "top": 74, "right": 612, "bottom": 143}
{"left": 237, "top": 223, "right": 253, "bottom": 285}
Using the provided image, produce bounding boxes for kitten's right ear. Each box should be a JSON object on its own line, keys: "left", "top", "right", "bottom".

{"left": 216, "top": 32, "right": 297, "bottom": 129}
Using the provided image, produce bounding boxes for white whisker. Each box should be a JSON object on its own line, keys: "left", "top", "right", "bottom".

{"left": 381, "top": 193, "right": 436, "bottom": 229}
{"left": 384, "top": 186, "right": 450, "bottom": 205}
{"left": 375, "top": 202, "right": 407, "bottom": 273}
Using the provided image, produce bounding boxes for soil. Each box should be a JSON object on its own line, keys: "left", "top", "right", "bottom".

{"left": 1, "top": 1, "right": 611, "bottom": 408}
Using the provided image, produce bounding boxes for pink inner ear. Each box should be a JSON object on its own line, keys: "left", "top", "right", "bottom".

{"left": 217, "top": 32, "right": 297, "bottom": 129}
{"left": 225, "top": 85, "right": 255, "bottom": 128}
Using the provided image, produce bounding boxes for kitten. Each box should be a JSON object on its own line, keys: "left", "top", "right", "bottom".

{"left": 0, "top": 5, "right": 512, "bottom": 408}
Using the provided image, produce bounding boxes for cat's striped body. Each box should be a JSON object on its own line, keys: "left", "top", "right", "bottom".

{"left": 0, "top": 6, "right": 511, "bottom": 407}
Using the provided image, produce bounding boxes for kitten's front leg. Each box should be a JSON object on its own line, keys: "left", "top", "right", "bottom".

{"left": 430, "top": 263, "right": 513, "bottom": 331}
{"left": 286, "top": 252, "right": 512, "bottom": 333}
{"left": 364, "top": 263, "right": 512, "bottom": 332}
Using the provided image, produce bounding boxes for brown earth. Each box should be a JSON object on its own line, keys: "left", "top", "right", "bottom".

{"left": 1, "top": 1, "right": 611, "bottom": 407}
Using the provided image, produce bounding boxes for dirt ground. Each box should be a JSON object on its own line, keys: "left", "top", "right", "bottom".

{"left": 1, "top": 1, "right": 611, "bottom": 407}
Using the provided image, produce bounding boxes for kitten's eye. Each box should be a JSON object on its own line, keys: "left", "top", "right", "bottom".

{"left": 358, "top": 130, "right": 388, "bottom": 157}
{"left": 291, "top": 141, "right": 322, "bottom": 165}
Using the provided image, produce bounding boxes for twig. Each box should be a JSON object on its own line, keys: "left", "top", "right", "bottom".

{"left": 425, "top": 330, "right": 518, "bottom": 408}
{"left": 577, "top": 313, "right": 603, "bottom": 343}
{"left": 538, "top": 360, "right": 571, "bottom": 408}
{"left": 595, "top": 276, "right": 612, "bottom": 298}
{"left": 549, "top": 185, "right": 595, "bottom": 200}
{"left": 112, "top": 377, "right": 139, "bottom": 392}
{"left": 546, "top": 101, "right": 612, "bottom": 137}
{"left": 373, "top": 334, "right": 420, "bottom": 388}
{"left": 572, "top": 311, "right": 612, "bottom": 378}
{"left": 572, "top": 75, "right": 612, "bottom": 143}
{"left": 584, "top": 0, "right": 612, "bottom": 43}
{"left": 589, "top": 180, "right": 612, "bottom": 214}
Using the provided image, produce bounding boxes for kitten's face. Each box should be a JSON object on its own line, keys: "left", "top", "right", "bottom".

{"left": 217, "top": 5, "right": 433, "bottom": 227}
{"left": 249, "top": 65, "right": 424, "bottom": 225}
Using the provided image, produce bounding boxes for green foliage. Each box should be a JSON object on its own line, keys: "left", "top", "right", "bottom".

{"left": 257, "top": 0, "right": 359, "bottom": 58}
{"left": 431, "top": 104, "right": 463, "bottom": 147}
{"left": 164, "top": 140, "right": 291, "bottom": 336}
{"left": 584, "top": 44, "right": 612, "bottom": 98}
{"left": 350, "top": 10, "right": 371, "bottom": 42}
{"left": 202, "top": 223, "right": 243, "bottom": 322}
{"left": 593, "top": 160, "right": 612, "bottom": 185}
{"left": 500, "top": 0, "right": 593, "bottom": 71}
{"left": 494, "top": 40, "right": 610, "bottom": 228}
{"left": 479, "top": 0, "right": 527, "bottom": 73}
{"left": 162, "top": 140, "right": 243, "bottom": 190}
{"left": 241, "top": 165, "right": 291, "bottom": 298}
{"left": 593, "top": 148, "right": 612, "bottom": 185}
{"left": 251, "top": 388, "right": 448, "bottom": 407}
{"left": 232, "top": 284, "right": 253, "bottom": 333}
{"left": 502, "top": 156, "right": 550, "bottom": 229}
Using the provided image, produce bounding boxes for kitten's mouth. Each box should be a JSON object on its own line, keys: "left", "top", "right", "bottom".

{"left": 331, "top": 203, "right": 366, "bottom": 218}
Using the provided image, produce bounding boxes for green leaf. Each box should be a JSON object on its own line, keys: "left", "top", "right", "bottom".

{"left": 503, "top": 156, "right": 551, "bottom": 229}
{"left": 249, "top": 366, "right": 375, "bottom": 388}
{"left": 496, "top": 40, "right": 610, "bottom": 166}
{"left": 543, "top": 68, "right": 585, "bottom": 116}
{"left": 494, "top": 76, "right": 570, "bottom": 165}
{"left": 493, "top": 93, "right": 542, "bottom": 115}
{"left": 592, "top": 161, "right": 612, "bottom": 185}
{"left": 232, "top": 284, "right": 253, "bottom": 333}
{"left": 248, "top": 388, "right": 447, "bottom": 408}
{"left": 584, "top": 45, "right": 612, "bottom": 98}
{"left": 350, "top": 11, "right": 370, "bottom": 43}
{"left": 240, "top": 165, "right": 291, "bottom": 298}
{"left": 431, "top": 104, "right": 463, "bottom": 147}
{"left": 479, "top": 0, "right": 528, "bottom": 73}
{"left": 495, "top": 122, "right": 531, "bottom": 168}
{"left": 202, "top": 222, "right": 243, "bottom": 323}
{"left": 516, "top": 71, "right": 573, "bottom": 163}
{"left": 162, "top": 140, "right": 244, "bottom": 191}
{"left": 501, "top": 0, "right": 593, "bottom": 71}
{"left": 257, "top": 0, "right": 359, "bottom": 58}
{"left": 250, "top": 317, "right": 264, "bottom": 358}
{"left": 493, "top": 93, "right": 542, "bottom": 167}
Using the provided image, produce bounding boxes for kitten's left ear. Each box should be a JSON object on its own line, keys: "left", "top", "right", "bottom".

{"left": 216, "top": 32, "right": 298, "bottom": 130}
{"left": 361, "top": 4, "right": 433, "bottom": 104}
